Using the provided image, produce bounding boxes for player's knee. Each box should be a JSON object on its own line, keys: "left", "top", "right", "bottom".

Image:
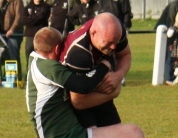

{"left": 124, "top": 124, "right": 144, "bottom": 138}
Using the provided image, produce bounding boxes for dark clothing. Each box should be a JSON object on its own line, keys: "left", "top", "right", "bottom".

{"left": 165, "top": 40, "right": 176, "bottom": 81}
{"left": 154, "top": 1, "right": 178, "bottom": 81}
{"left": 0, "top": 0, "right": 24, "bottom": 33}
{"left": 2, "top": 33, "right": 23, "bottom": 80}
{"left": 22, "top": 1, "right": 51, "bottom": 37}
{"left": 60, "top": 19, "right": 128, "bottom": 127}
{"left": 60, "top": 19, "right": 127, "bottom": 73}
{"left": 25, "top": 37, "right": 34, "bottom": 63}
{"left": 50, "top": 0, "right": 74, "bottom": 35}
{"left": 0, "top": 0, "right": 24, "bottom": 81}
{"left": 65, "top": 64, "right": 109, "bottom": 93}
{"left": 98, "top": 0, "right": 133, "bottom": 29}
{"left": 154, "top": 1, "right": 178, "bottom": 30}
{"left": 74, "top": 0, "right": 81, "bottom": 5}
{"left": 166, "top": 28, "right": 178, "bottom": 81}
{"left": 171, "top": 38, "right": 178, "bottom": 58}
{"left": 74, "top": 100, "right": 121, "bottom": 128}
{"left": 71, "top": 0, "right": 133, "bottom": 29}
{"left": 67, "top": 0, "right": 99, "bottom": 25}
{"left": 22, "top": 1, "right": 50, "bottom": 80}
{"left": 0, "top": 44, "right": 10, "bottom": 81}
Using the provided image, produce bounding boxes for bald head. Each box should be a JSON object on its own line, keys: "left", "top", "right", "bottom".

{"left": 89, "top": 13, "right": 122, "bottom": 55}
{"left": 34, "top": 27, "right": 62, "bottom": 53}
{"left": 92, "top": 12, "right": 122, "bottom": 33}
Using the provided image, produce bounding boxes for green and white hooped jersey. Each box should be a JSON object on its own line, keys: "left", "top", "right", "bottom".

{"left": 26, "top": 52, "right": 79, "bottom": 138}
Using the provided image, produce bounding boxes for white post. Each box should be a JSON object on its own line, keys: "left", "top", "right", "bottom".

{"left": 152, "top": 25, "right": 167, "bottom": 85}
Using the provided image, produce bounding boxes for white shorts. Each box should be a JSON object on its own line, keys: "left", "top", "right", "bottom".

{"left": 87, "top": 128, "right": 93, "bottom": 138}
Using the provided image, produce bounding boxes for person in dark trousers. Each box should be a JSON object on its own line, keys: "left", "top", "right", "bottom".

{"left": 22, "top": 0, "right": 50, "bottom": 80}
{"left": 0, "top": 0, "right": 24, "bottom": 81}
{"left": 154, "top": 0, "right": 178, "bottom": 84}
{"left": 165, "top": 12, "right": 178, "bottom": 85}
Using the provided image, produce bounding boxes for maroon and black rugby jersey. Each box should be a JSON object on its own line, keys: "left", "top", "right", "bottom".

{"left": 60, "top": 18, "right": 128, "bottom": 73}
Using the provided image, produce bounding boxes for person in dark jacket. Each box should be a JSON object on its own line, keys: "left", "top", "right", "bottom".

{"left": 67, "top": 0, "right": 99, "bottom": 26}
{"left": 22, "top": 0, "right": 50, "bottom": 75}
{"left": 68, "top": 0, "right": 133, "bottom": 30}
{"left": 154, "top": 0, "right": 178, "bottom": 84}
{"left": 49, "top": 0, "right": 75, "bottom": 38}
{"left": 98, "top": 0, "right": 133, "bottom": 30}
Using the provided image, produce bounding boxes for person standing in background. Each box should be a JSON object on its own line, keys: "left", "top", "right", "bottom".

{"left": 68, "top": 0, "right": 133, "bottom": 32}
{"left": 49, "top": 0, "right": 75, "bottom": 38}
{"left": 154, "top": 0, "right": 178, "bottom": 85}
{"left": 165, "top": 12, "right": 178, "bottom": 85}
{"left": 22, "top": 0, "right": 50, "bottom": 80}
{"left": 0, "top": 0, "right": 24, "bottom": 81}
{"left": 67, "top": 0, "right": 99, "bottom": 26}
{"left": 98, "top": 0, "right": 133, "bottom": 32}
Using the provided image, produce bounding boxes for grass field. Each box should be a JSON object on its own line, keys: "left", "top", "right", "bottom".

{"left": 0, "top": 19, "right": 178, "bottom": 138}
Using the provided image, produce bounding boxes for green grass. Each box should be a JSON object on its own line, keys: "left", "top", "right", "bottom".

{"left": 130, "top": 19, "right": 158, "bottom": 30}
{"left": 0, "top": 19, "right": 178, "bottom": 138}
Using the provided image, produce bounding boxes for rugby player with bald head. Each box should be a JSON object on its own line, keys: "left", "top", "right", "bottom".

{"left": 60, "top": 12, "right": 131, "bottom": 128}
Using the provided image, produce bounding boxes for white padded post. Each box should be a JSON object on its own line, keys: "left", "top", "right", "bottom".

{"left": 152, "top": 25, "right": 167, "bottom": 85}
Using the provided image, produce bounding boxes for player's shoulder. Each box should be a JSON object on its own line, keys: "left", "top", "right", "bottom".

{"left": 37, "top": 59, "right": 64, "bottom": 71}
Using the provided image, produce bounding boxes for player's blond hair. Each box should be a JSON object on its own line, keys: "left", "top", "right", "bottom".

{"left": 34, "top": 27, "right": 62, "bottom": 53}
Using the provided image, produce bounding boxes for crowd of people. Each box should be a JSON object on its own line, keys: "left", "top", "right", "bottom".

{"left": 0, "top": 0, "right": 133, "bottom": 83}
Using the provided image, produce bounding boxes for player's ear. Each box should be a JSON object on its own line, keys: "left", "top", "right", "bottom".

{"left": 54, "top": 45, "right": 59, "bottom": 55}
{"left": 90, "top": 29, "right": 96, "bottom": 37}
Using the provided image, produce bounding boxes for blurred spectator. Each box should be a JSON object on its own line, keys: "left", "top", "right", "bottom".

{"left": 22, "top": 0, "right": 29, "bottom": 6}
{"left": 166, "top": 58, "right": 178, "bottom": 85}
{"left": 67, "top": 0, "right": 99, "bottom": 26}
{"left": 49, "top": 0, "right": 75, "bottom": 38}
{"left": 98, "top": 0, "right": 133, "bottom": 31}
{"left": 165, "top": 12, "right": 178, "bottom": 85}
{"left": 154, "top": 1, "right": 178, "bottom": 84}
{"left": 75, "top": 0, "right": 81, "bottom": 5}
{"left": 0, "top": 0, "right": 24, "bottom": 81}
{"left": 68, "top": 0, "right": 133, "bottom": 31}
{"left": 43, "top": 0, "right": 53, "bottom": 5}
{"left": 0, "top": 39, "right": 10, "bottom": 81}
{"left": 22, "top": 0, "right": 50, "bottom": 79}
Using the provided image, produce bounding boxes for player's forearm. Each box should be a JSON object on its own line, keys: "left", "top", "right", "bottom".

{"left": 70, "top": 84, "right": 121, "bottom": 110}
{"left": 64, "top": 63, "right": 109, "bottom": 94}
{"left": 115, "top": 45, "right": 131, "bottom": 79}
